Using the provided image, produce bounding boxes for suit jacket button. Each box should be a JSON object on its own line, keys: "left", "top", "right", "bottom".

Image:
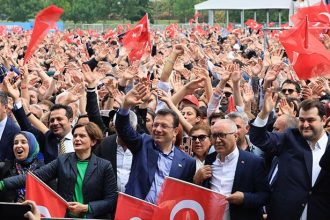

{"left": 301, "top": 203, "right": 305, "bottom": 207}
{"left": 309, "top": 191, "right": 312, "bottom": 195}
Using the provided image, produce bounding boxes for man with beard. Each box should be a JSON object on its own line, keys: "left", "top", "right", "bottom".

{"left": 250, "top": 89, "right": 330, "bottom": 220}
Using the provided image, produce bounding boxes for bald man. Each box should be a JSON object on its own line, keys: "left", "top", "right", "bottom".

{"left": 194, "top": 119, "right": 269, "bottom": 220}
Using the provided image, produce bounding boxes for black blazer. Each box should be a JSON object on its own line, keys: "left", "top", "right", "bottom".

{"left": 250, "top": 125, "right": 330, "bottom": 220}
{"left": 203, "top": 150, "right": 269, "bottom": 220}
{"left": 0, "top": 116, "right": 20, "bottom": 161}
{"left": 3, "top": 153, "right": 117, "bottom": 219}
{"left": 13, "top": 107, "right": 59, "bottom": 164}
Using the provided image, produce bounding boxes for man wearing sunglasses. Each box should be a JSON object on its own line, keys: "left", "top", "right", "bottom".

{"left": 281, "top": 79, "right": 301, "bottom": 99}
{"left": 194, "top": 119, "right": 269, "bottom": 220}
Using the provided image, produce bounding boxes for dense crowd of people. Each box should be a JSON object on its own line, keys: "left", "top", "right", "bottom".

{"left": 0, "top": 23, "right": 329, "bottom": 220}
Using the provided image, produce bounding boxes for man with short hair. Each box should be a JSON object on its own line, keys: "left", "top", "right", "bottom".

{"left": 0, "top": 91, "right": 20, "bottom": 161}
{"left": 281, "top": 79, "right": 301, "bottom": 99}
{"left": 250, "top": 89, "right": 330, "bottom": 220}
{"left": 115, "top": 83, "right": 196, "bottom": 203}
{"left": 194, "top": 119, "right": 269, "bottom": 220}
{"left": 273, "top": 114, "right": 298, "bottom": 132}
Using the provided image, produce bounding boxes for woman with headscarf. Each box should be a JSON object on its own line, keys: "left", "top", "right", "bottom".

{"left": 0, "top": 131, "right": 44, "bottom": 202}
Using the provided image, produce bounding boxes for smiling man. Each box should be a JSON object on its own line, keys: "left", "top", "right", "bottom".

{"left": 115, "top": 82, "right": 196, "bottom": 203}
{"left": 250, "top": 89, "right": 330, "bottom": 220}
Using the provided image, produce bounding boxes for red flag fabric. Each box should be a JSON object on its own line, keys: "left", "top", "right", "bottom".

{"left": 268, "top": 22, "right": 276, "bottom": 27}
{"left": 103, "top": 28, "right": 117, "bottom": 40}
{"left": 115, "top": 192, "right": 157, "bottom": 220}
{"left": 227, "top": 23, "right": 233, "bottom": 32}
{"left": 117, "top": 24, "right": 124, "bottom": 34}
{"left": 189, "top": 19, "right": 195, "bottom": 27}
{"left": 154, "top": 177, "right": 227, "bottom": 220}
{"left": 280, "top": 17, "right": 330, "bottom": 79}
{"left": 245, "top": 19, "right": 263, "bottom": 30}
{"left": 24, "top": 5, "right": 63, "bottom": 64}
{"left": 165, "top": 24, "right": 176, "bottom": 38}
{"left": 24, "top": 5, "right": 64, "bottom": 64}
{"left": 122, "top": 14, "right": 150, "bottom": 62}
{"left": 26, "top": 172, "right": 68, "bottom": 218}
{"left": 0, "top": 26, "right": 7, "bottom": 36}
{"left": 227, "top": 96, "right": 236, "bottom": 113}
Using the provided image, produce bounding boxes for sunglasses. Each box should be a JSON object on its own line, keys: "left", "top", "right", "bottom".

{"left": 281, "top": 89, "right": 295, "bottom": 94}
{"left": 191, "top": 135, "right": 208, "bottom": 142}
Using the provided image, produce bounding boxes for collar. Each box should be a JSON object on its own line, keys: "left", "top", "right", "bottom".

{"left": 217, "top": 146, "right": 239, "bottom": 163}
{"left": 63, "top": 131, "right": 73, "bottom": 141}
{"left": 0, "top": 116, "right": 7, "bottom": 129}
{"left": 307, "top": 132, "right": 327, "bottom": 150}
{"left": 156, "top": 144, "right": 175, "bottom": 156}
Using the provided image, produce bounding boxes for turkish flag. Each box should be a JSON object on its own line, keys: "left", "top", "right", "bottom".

{"left": 154, "top": 177, "right": 227, "bottom": 220}
{"left": 280, "top": 18, "right": 330, "bottom": 79}
{"left": 122, "top": 14, "right": 150, "bottom": 62}
{"left": 103, "top": 28, "right": 117, "bottom": 40}
{"left": 24, "top": 5, "right": 63, "bottom": 64}
{"left": 165, "top": 24, "right": 176, "bottom": 38}
{"left": 245, "top": 19, "right": 263, "bottom": 30}
{"left": 115, "top": 192, "right": 157, "bottom": 220}
{"left": 26, "top": 172, "right": 68, "bottom": 218}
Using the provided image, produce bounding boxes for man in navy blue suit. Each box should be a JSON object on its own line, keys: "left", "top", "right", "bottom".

{"left": 194, "top": 119, "right": 269, "bottom": 220}
{"left": 0, "top": 91, "right": 20, "bottom": 161}
{"left": 250, "top": 89, "right": 330, "bottom": 220}
{"left": 115, "top": 82, "right": 196, "bottom": 204}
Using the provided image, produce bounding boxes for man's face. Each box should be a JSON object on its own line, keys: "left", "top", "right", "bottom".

{"left": 273, "top": 115, "right": 287, "bottom": 132}
{"left": 281, "top": 83, "right": 299, "bottom": 99}
{"left": 232, "top": 117, "right": 248, "bottom": 147}
{"left": 211, "top": 122, "right": 237, "bottom": 157}
{"left": 152, "top": 114, "right": 178, "bottom": 148}
{"left": 49, "top": 109, "right": 72, "bottom": 138}
{"left": 298, "top": 107, "right": 325, "bottom": 142}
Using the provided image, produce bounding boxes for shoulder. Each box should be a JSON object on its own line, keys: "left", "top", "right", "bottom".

{"left": 93, "top": 154, "right": 113, "bottom": 168}
{"left": 174, "top": 147, "right": 195, "bottom": 163}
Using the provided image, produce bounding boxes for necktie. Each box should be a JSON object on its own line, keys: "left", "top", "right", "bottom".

{"left": 59, "top": 138, "right": 66, "bottom": 155}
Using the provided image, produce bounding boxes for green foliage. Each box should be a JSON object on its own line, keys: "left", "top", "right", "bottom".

{"left": 172, "top": 0, "right": 204, "bottom": 23}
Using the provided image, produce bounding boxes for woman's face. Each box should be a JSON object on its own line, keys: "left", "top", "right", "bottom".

{"left": 191, "top": 129, "right": 211, "bottom": 159}
{"left": 181, "top": 106, "right": 200, "bottom": 126}
{"left": 146, "top": 113, "right": 154, "bottom": 134}
{"left": 73, "top": 126, "right": 96, "bottom": 153}
{"left": 13, "top": 134, "right": 29, "bottom": 161}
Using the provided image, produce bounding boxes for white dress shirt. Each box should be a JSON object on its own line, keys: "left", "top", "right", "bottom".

{"left": 0, "top": 116, "right": 7, "bottom": 141}
{"left": 210, "top": 147, "right": 239, "bottom": 220}
{"left": 116, "top": 144, "right": 133, "bottom": 192}
{"left": 58, "top": 132, "right": 74, "bottom": 154}
{"left": 194, "top": 157, "right": 204, "bottom": 172}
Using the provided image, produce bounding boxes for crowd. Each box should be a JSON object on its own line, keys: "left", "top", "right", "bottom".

{"left": 0, "top": 23, "right": 329, "bottom": 220}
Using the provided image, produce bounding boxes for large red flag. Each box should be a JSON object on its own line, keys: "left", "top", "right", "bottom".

{"left": 24, "top": 5, "right": 63, "bottom": 64}
{"left": 122, "top": 14, "right": 151, "bottom": 62}
{"left": 280, "top": 17, "right": 330, "bottom": 79}
{"left": 26, "top": 172, "right": 68, "bottom": 218}
{"left": 154, "top": 177, "right": 227, "bottom": 220}
{"left": 227, "top": 96, "right": 236, "bottom": 113}
{"left": 115, "top": 192, "right": 157, "bottom": 220}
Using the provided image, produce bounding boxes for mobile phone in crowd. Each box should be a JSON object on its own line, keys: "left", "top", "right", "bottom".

{"left": 182, "top": 137, "right": 193, "bottom": 156}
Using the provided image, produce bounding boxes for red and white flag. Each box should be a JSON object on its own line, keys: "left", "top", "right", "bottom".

{"left": 154, "top": 177, "right": 227, "bottom": 220}
{"left": 115, "top": 192, "right": 157, "bottom": 220}
{"left": 26, "top": 172, "right": 68, "bottom": 218}
{"left": 24, "top": 5, "right": 63, "bottom": 64}
{"left": 122, "top": 14, "right": 151, "bottom": 62}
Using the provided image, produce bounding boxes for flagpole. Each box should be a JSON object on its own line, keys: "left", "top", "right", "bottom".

{"left": 28, "top": 172, "right": 69, "bottom": 206}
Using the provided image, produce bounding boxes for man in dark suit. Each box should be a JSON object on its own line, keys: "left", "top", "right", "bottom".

{"left": 194, "top": 119, "right": 269, "bottom": 220}
{"left": 115, "top": 82, "right": 196, "bottom": 203}
{"left": 0, "top": 91, "right": 20, "bottom": 161}
{"left": 250, "top": 89, "right": 330, "bottom": 220}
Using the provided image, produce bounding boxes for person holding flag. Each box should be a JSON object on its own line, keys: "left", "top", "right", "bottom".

{"left": 0, "top": 122, "right": 117, "bottom": 219}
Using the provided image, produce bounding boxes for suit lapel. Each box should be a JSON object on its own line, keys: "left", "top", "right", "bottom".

{"left": 84, "top": 154, "right": 97, "bottom": 183}
{"left": 147, "top": 144, "right": 159, "bottom": 184}
{"left": 169, "top": 148, "right": 185, "bottom": 178}
{"left": 232, "top": 150, "right": 245, "bottom": 193}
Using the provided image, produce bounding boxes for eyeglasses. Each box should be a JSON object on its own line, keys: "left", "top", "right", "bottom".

{"left": 191, "top": 135, "right": 208, "bottom": 142}
{"left": 224, "top": 92, "right": 232, "bottom": 98}
{"left": 211, "top": 132, "right": 235, "bottom": 139}
{"left": 281, "top": 89, "right": 295, "bottom": 94}
{"left": 152, "top": 123, "right": 173, "bottom": 129}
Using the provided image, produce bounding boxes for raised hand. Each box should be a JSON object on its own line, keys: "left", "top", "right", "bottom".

{"left": 278, "top": 98, "right": 295, "bottom": 116}
{"left": 185, "top": 77, "right": 206, "bottom": 94}
{"left": 81, "top": 64, "right": 97, "bottom": 87}
{"left": 260, "top": 87, "right": 278, "bottom": 118}
{"left": 122, "top": 82, "right": 148, "bottom": 109}
{"left": 271, "top": 49, "right": 284, "bottom": 65}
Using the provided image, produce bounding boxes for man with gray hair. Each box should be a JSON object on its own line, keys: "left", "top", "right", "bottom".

{"left": 0, "top": 91, "right": 20, "bottom": 161}
{"left": 194, "top": 119, "right": 269, "bottom": 220}
{"left": 226, "top": 111, "right": 264, "bottom": 158}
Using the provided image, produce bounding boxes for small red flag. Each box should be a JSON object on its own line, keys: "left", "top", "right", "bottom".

{"left": 165, "top": 24, "right": 176, "bottom": 38}
{"left": 122, "top": 14, "right": 151, "bottom": 62}
{"left": 227, "top": 96, "right": 236, "bottom": 113}
{"left": 227, "top": 23, "right": 233, "bottom": 32}
{"left": 24, "top": 5, "right": 63, "bottom": 64}
{"left": 154, "top": 177, "right": 227, "bottom": 220}
{"left": 26, "top": 172, "right": 68, "bottom": 218}
{"left": 115, "top": 192, "right": 157, "bottom": 220}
